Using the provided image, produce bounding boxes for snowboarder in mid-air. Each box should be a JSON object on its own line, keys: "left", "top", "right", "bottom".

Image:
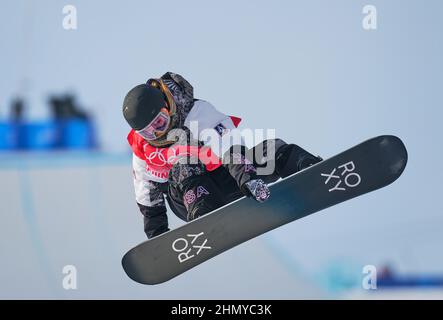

{"left": 122, "top": 72, "right": 322, "bottom": 239}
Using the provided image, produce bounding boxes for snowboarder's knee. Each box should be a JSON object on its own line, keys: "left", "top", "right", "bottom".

{"left": 249, "top": 138, "right": 322, "bottom": 179}
{"left": 248, "top": 139, "right": 288, "bottom": 166}
{"left": 248, "top": 139, "right": 287, "bottom": 182}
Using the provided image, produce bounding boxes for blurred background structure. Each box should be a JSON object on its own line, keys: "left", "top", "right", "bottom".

{"left": 1, "top": 0, "right": 442, "bottom": 299}
{"left": 0, "top": 93, "right": 97, "bottom": 151}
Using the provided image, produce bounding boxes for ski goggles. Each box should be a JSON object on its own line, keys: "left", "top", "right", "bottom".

{"left": 136, "top": 107, "right": 171, "bottom": 141}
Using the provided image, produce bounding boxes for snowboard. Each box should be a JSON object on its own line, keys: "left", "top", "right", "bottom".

{"left": 122, "top": 135, "right": 408, "bottom": 285}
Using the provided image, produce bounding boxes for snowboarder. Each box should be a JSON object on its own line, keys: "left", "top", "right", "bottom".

{"left": 123, "top": 72, "right": 322, "bottom": 239}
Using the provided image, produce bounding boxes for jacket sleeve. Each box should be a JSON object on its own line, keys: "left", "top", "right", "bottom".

{"left": 184, "top": 100, "right": 258, "bottom": 191}
{"left": 132, "top": 154, "right": 169, "bottom": 239}
{"left": 138, "top": 203, "right": 169, "bottom": 239}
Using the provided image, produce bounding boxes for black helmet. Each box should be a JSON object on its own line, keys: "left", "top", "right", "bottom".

{"left": 122, "top": 84, "right": 167, "bottom": 131}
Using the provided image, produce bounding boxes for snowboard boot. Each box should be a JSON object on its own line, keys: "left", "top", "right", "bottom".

{"left": 275, "top": 143, "right": 323, "bottom": 178}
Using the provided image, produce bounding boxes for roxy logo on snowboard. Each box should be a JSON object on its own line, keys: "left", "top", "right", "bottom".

{"left": 321, "top": 161, "right": 362, "bottom": 192}
{"left": 172, "top": 232, "right": 212, "bottom": 263}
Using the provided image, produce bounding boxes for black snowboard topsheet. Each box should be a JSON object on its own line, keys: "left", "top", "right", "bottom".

{"left": 122, "top": 135, "right": 408, "bottom": 285}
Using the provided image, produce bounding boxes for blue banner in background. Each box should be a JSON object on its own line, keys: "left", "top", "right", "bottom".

{"left": 18, "top": 121, "right": 60, "bottom": 150}
{"left": 61, "top": 119, "right": 97, "bottom": 150}
{"left": 0, "top": 122, "right": 19, "bottom": 150}
{"left": 0, "top": 119, "right": 97, "bottom": 152}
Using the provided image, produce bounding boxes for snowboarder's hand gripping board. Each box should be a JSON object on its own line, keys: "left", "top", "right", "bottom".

{"left": 122, "top": 135, "right": 408, "bottom": 285}
{"left": 244, "top": 178, "right": 271, "bottom": 203}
